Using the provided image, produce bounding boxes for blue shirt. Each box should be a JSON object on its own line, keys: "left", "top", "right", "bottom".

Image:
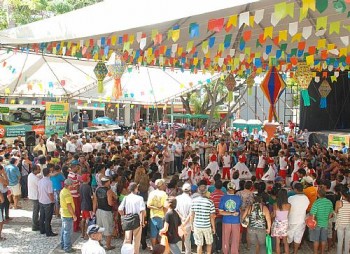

{"left": 5, "top": 164, "right": 21, "bottom": 186}
{"left": 50, "top": 173, "right": 65, "bottom": 191}
{"left": 219, "top": 194, "right": 242, "bottom": 224}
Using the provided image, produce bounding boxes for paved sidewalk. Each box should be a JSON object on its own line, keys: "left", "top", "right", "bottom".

{"left": 0, "top": 200, "right": 337, "bottom": 254}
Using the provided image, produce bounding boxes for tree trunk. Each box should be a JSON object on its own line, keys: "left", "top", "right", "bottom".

{"left": 180, "top": 95, "right": 191, "bottom": 114}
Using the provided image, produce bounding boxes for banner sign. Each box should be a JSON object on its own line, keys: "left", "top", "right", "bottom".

{"left": 0, "top": 124, "right": 45, "bottom": 138}
{"left": 45, "top": 102, "right": 69, "bottom": 137}
{"left": 328, "top": 134, "right": 350, "bottom": 150}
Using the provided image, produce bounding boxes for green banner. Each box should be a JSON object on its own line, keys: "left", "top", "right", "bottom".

{"left": 45, "top": 102, "right": 69, "bottom": 138}
{"left": 0, "top": 107, "right": 9, "bottom": 113}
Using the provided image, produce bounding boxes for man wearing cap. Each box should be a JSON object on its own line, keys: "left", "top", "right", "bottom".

{"left": 60, "top": 178, "right": 77, "bottom": 253}
{"left": 67, "top": 160, "right": 82, "bottom": 232}
{"left": 303, "top": 175, "right": 317, "bottom": 213}
{"left": 175, "top": 182, "right": 192, "bottom": 254}
{"left": 81, "top": 224, "right": 106, "bottom": 254}
{"left": 190, "top": 184, "right": 216, "bottom": 254}
{"left": 93, "top": 177, "right": 116, "bottom": 251}
{"left": 219, "top": 182, "right": 242, "bottom": 254}
{"left": 118, "top": 182, "right": 146, "bottom": 254}
{"left": 5, "top": 157, "right": 22, "bottom": 210}
{"left": 38, "top": 167, "right": 57, "bottom": 237}
{"left": 147, "top": 179, "right": 168, "bottom": 249}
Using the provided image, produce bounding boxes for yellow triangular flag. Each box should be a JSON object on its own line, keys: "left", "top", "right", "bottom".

{"left": 245, "top": 47, "right": 251, "bottom": 56}
{"left": 249, "top": 16, "right": 255, "bottom": 27}
{"left": 147, "top": 48, "right": 153, "bottom": 56}
{"left": 329, "top": 21, "right": 340, "bottom": 35}
{"left": 317, "top": 39, "right": 326, "bottom": 49}
{"left": 306, "top": 55, "right": 314, "bottom": 65}
{"left": 186, "top": 41, "right": 194, "bottom": 53}
{"left": 151, "top": 29, "right": 158, "bottom": 41}
{"left": 264, "top": 26, "right": 273, "bottom": 39}
{"left": 167, "top": 29, "right": 173, "bottom": 40}
{"left": 218, "top": 43, "right": 224, "bottom": 53}
{"left": 291, "top": 33, "right": 302, "bottom": 43}
{"left": 111, "top": 35, "right": 117, "bottom": 46}
{"left": 316, "top": 16, "right": 328, "bottom": 30}
{"left": 343, "top": 25, "right": 350, "bottom": 32}
{"left": 172, "top": 29, "right": 180, "bottom": 42}
{"left": 302, "top": 0, "right": 315, "bottom": 13}
{"left": 274, "top": 2, "right": 287, "bottom": 20}
{"left": 227, "top": 15, "right": 238, "bottom": 28}
{"left": 202, "top": 41, "right": 208, "bottom": 54}
{"left": 286, "top": 3, "right": 294, "bottom": 18}
{"left": 129, "top": 34, "right": 135, "bottom": 44}
{"left": 279, "top": 30, "right": 288, "bottom": 42}
{"left": 177, "top": 47, "right": 183, "bottom": 56}
{"left": 339, "top": 48, "right": 347, "bottom": 56}
{"left": 299, "top": 8, "right": 307, "bottom": 21}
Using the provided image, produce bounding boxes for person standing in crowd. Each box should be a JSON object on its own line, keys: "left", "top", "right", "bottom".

{"left": 217, "top": 139, "right": 227, "bottom": 167}
{"left": 172, "top": 138, "right": 183, "bottom": 174}
{"left": 20, "top": 151, "right": 31, "bottom": 199}
{"left": 38, "top": 167, "right": 57, "bottom": 237}
{"left": 309, "top": 188, "right": 334, "bottom": 254}
{"left": 0, "top": 164, "right": 10, "bottom": 223}
{"left": 271, "top": 189, "right": 291, "bottom": 254}
{"left": 93, "top": 177, "right": 116, "bottom": 251}
{"left": 80, "top": 173, "right": 93, "bottom": 240}
{"left": 50, "top": 165, "right": 65, "bottom": 218}
{"left": 243, "top": 195, "right": 272, "bottom": 254}
{"left": 28, "top": 164, "right": 41, "bottom": 231}
{"left": 147, "top": 179, "right": 168, "bottom": 249}
{"left": 287, "top": 182, "right": 310, "bottom": 254}
{"left": 5, "top": 157, "right": 21, "bottom": 209}
{"left": 159, "top": 197, "right": 183, "bottom": 254}
{"left": 210, "top": 180, "right": 225, "bottom": 253}
{"left": 219, "top": 182, "right": 242, "bottom": 254}
{"left": 72, "top": 112, "right": 80, "bottom": 133}
{"left": 118, "top": 182, "right": 146, "bottom": 254}
{"left": 175, "top": 183, "right": 192, "bottom": 254}
{"left": 335, "top": 187, "right": 350, "bottom": 254}
{"left": 67, "top": 160, "right": 81, "bottom": 232}
{"left": 190, "top": 184, "right": 216, "bottom": 254}
{"left": 33, "top": 138, "right": 47, "bottom": 156}
{"left": 0, "top": 165, "right": 8, "bottom": 240}
{"left": 60, "top": 178, "right": 77, "bottom": 253}
{"left": 81, "top": 225, "right": 106, "bottom": 254}
{"left": 82, "top": 111, "right": 89, "bottom": 129}
{"left": 303, "top": 176, "right": 318, "bottom": 213}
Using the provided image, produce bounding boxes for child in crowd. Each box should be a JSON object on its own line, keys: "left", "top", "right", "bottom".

{"left": 256, "top": 151, "right": 266, "bottom": 180}
{"left": 278, "top": 151, "right": 288, "bottom": 180}
{"left": 262, "top": 157, "right": 277, "bottom": 181}
{"left": 221, "top": 151, "right": 231, "bottom": 180}
{"left": 206, "top": 154, "right": 220, "bottom": 176}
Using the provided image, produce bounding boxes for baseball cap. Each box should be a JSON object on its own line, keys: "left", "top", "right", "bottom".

{"left": 182, "top": 183, "right": 191, "bottom": 192}
{"left": 81, "top": 174, "right": 90, "bottom": 182}
{"left": 71, "top": 160, "right": 79, "bottom": 165}
{"left": 155, "top": 179, "right": 165, "bottom": 188}
{"left": 64, "top": 178, "right": 73, "bottom": 186}
{"left": 303, "top": 176, "right": 314, "bottom": 184}
{"left": 87, "top": 224, "right": 104, "bottom": 235}
{"left": 101, "top": 177, "right": 110, "bottom": 182}
{"left": 227, "top": 182, "right": 236, "bottom": 190}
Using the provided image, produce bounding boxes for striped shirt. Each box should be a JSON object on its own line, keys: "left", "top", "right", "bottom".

{"left": 310, "top": 198, "right": 333, "bottom": 228}
{"left": 336, "top": 200, "right": 350, "bottom": 226}
{"left": 210, "top": 189, "right": 225, "bottom": 218}
{"left": 191, "top": 196, "right": 215, "bottom": 228}
{"left": 68, "top": 171, "right": 81, "bottom": 198}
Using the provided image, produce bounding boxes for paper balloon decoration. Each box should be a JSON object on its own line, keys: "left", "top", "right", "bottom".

{"left": 318, "top": 79, "right": 331, "bottom": 108}
{"left": 94, "top": 61, "right": 108, "bottom": 93}
{"left": 295, "top": 63, "right": 313, "bottom": 106}
{"left": 260, "top": 66, "right": 286, "bottom": 122}
{"left": 225, "top": 73, "right": 236, "bottom": 102}
{"left": 107, "top": 51, "right": 126, "bottom": 99}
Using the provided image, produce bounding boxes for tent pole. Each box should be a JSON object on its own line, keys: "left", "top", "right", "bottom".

{"left": 171, "top": 99, "right": 174, "bottom": 124}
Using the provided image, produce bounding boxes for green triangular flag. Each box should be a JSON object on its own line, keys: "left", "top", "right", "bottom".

{"left": 316, "top": 0, "right": 328, "bottom": 13}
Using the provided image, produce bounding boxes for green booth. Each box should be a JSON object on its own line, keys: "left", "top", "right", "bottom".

{"left": 232, "top": 119, "right": 247, "bottom": 131}
{"left": 247, "top": 119, "right": 263, "bottom": 133}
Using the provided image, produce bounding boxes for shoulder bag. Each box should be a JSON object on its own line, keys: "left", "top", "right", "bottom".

{"left": 121, "top": 196, "right": 141, "bottom": 231}
{"left": 241, "top": 205, "right": 252, "bottom": 228}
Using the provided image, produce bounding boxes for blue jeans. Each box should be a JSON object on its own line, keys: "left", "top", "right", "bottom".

{"left": 61, "top": 217, "right": 73, "bottom": 252}
{"left": 174, "top": 156, "right": 182, "bottom": 173}
{"left": 169, "top": 241, "right": 182, "bottom": 254}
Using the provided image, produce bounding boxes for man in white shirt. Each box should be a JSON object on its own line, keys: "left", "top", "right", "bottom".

{"left": 81, "top": 224, "right": 106, "bottom": 254}
{"left": 287, "top": 182, "right": 310, "bottom": 254}
{"left": 258, "top": 126, "right": 268, "bottom": 142}
{"left": 176, "top": 183, "right": 192, "bottom": 254}
{"left": 118, "top": 183, "right": 146, "bottom": 254}
{"left": 28, "top": 165, "right": 41, "bottom": 231}
{"left": 82, "top": 139, "right": 93, "bottom": 153}
{"left": 46, "top": 137, "right": 56, "bottom": 155}
{"left": 66, "top": 137, "right": 77, "bottom": 153}
{"left": 172, "top": 138, "right": 183, "bottom": 174}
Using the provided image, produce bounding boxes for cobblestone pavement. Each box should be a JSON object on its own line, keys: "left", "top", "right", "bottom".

{"left": 1, "top": 200, "right": 337, "bottom": 254}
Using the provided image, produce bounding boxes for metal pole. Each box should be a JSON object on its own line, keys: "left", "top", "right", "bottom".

{"left": 171, "top": 99, "right": 174, "bottom": 124}
{"left": 254, "top": 85, "right": 257, "bottom": 119}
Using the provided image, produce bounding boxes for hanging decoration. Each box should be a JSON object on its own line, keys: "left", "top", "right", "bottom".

{"left": 260, "top": 66, "right": 286, "bottom": 122}
{"left": 246, "top": 72, "right": 256, "bottom": 96}
{"left": 318, "top": 79, "right": 331, "bottom": 108}
{"left": 225, "top": 73, "right": 236, "bottom": 102}
{"left": 106, "top": 51, "right": 126, "bottom": 99}
{"left": 94, "top": 61, "right": 108, "bottom": 93}
{"left": 294, "top": 62, "right": 313, "bottom": 106}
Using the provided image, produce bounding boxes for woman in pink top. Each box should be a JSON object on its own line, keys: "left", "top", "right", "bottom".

{"left": 272, "top": 189, "right": 291, "bottom": 254}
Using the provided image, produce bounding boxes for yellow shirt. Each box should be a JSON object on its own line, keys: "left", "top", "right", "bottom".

{"left": 147, "top": 189, "right": 168, "bottom": 218}
{"left": 60, "top": 187, "right": 75, "bottom": 218}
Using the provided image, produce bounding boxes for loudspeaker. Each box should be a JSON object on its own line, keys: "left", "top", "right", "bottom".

{"left": 177, "top": 128, "right": 186, "bottom": 139}
{"left": 25, "top": 131, "right": 36, "bottom": 146}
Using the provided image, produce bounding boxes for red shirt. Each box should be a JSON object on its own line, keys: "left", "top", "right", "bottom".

{"left": 210, "top": 189, "right": 225, "bottom": 218}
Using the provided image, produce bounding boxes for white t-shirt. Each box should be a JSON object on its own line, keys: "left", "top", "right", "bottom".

{"left": 118, "top": 193, "right": 145, "bottom": 215}
{"left": 222, "top": 155, "right": 231, "bottom": 168}
{"left": 82, "top": 143, "right": 94, "bottom": 153}
{"left": 288, "top": 194, "right": 310, "bottom": 224}
{"left": 28, "top": 172, "right": 40, "bottom": 200}
{"left": 82, "top": 239, "right": 106, "bottom": 254}
{"left": 279, "top": 156, "right": 288, "bottom": 170}
{"left": 257, "top": 155, "right": 266, "bottom": 168}
{"left": 176, "top": 193, "right": 192, "bottom": 223}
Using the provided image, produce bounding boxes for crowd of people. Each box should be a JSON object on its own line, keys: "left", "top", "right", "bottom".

{"left": 0, "top": 123, "right": 349, "bottom": 254}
